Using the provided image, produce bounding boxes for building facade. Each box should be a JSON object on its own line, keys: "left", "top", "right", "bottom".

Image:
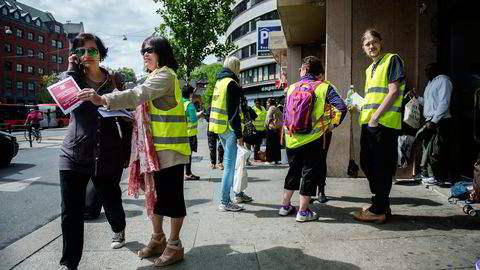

{"left": 227, "top": 0, "right": 284, "bottom": 105}
{"left": 0, "top": 0, "right": 68, "bottom": 104}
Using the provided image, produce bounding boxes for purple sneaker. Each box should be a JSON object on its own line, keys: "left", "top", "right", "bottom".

{"left": 295, "top": 209, "right": 319, "bottom": 222}
{"left": 278, "top": 204, "right": 296, "bottom": 216}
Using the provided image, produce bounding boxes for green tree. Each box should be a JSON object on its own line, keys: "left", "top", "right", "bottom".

{"left": 154, "top": 0, "right": 237, "bottom": 80}
{"left": 190, "top": 63, "right": 223, "bottom": 109}
{"left": 116, "top": 67, "right": 137, "bottom": 83}
{"left": 36, "top": 75, "right": 58, "bottom": 103}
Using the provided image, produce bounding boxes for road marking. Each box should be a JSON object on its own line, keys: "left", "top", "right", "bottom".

{"left": 0, "top": 177, "right": 41, "bottom": 192}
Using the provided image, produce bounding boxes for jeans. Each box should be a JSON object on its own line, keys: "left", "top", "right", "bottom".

{"left": 59, "top": 170, "right": 125, "bottom": 268}
{"left": 218, "top": 130, "right": 237, "bottom": 205}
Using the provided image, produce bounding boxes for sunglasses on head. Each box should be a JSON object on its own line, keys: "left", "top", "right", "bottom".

{"left": 73, "top": 47, "right": 99, "bottom": 58}
{"left": 141, "top": 47, "right": 154, "bottom": 56}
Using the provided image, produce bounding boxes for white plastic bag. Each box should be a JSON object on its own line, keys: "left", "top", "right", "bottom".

{"left": 404, "top": 97, "right": 421, "bottom": 129}
{"left": 233, "top": 145, "right": 251, "bottom": 193}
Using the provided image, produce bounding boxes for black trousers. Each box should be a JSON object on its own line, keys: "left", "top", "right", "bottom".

{"left": 266, "top": 129, "right": 281, "bottom": 162}
{"left": 420, "top": 118, "right": 451, "bottom": 181}
{"left": 59, "top": 170, "right": 125, "bottom": 268}
{"left": 318, "top": 131, "right": 333, "bottom": 193}
{"left": 285, "top": 137, "right": 325, "bottom": 196}
{"left": 360, "top": 124, "right": 398, "bottom": 214}
{"left": 154, "top": 164, "right": 187, "bottom": 218}
{"left": 207, "top": 131, "right": 224, "bottom": 165}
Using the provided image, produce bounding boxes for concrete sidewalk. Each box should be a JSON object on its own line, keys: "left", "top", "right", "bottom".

{"left": 1, "top": 137, "right": 480, "bottom": 270}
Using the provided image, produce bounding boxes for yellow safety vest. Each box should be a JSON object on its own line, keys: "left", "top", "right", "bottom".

{"left": 149, "top": 67, "right": 191, "bottom": 156}
{"left": 253, "top": 106, "right": 267, "bottom": 131}
{"left": 183, "top": 100, "right": 197, "bottom": 137}
{"left": 284, "top": 81, "right": 332, "bottom": 149}
{"left": 209, "top": 77, "right": 238, "bottom": 134}
{"left": 360, "top": 53, "right": 405, "bottom": 130}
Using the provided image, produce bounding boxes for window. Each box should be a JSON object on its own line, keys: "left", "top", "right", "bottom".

{"left": 28, "top": 82, "right": 35, "bottom": 91}
{"left": 35, "top": 20, "right": 41, "bottom": 27}
{"left": 38, "top": 35, "right": 44, "bottom": 44}
{"left": 27, "top": 49, "right": 34, "bottom": 57}
{"left": 16, "top": 46, "right": 23, "bottom": 55}
{"left": 250, "top": 43, "right": 256, "bottom": 56}
{"left": 27, "top": 32, "right": 33, "bottom": 40}
{"left": 38, "top": 68, "right": 44, "bottom": 75}
{"left": 54, "top": 25, "right": 61, "bottom": 33}
{"left": 2, "top": 8, "right": 7, "bottom": 15}
{"left": 253, "top": 68, "right": 257, "bottom": 83}
{"left": 4, "top": 61, "right": 12, "bottom": 71}
{"left": 16, "top": 64, "right": 23, "bottom": 72}
{"left": 4, "top": 43, "right": 11, "bottom": 53}
{"left": 27, "top": 66, "right": 34, "bottom": 74}
{"left": 16, "top": 28, "right": 23, "bottom": 38}
{"left": 263, "top": 66, "right": 268, "bottom": 81}
{"left": 276, "top": 64, "right": 281, "bottom": 79}
{"left": 57, "top": 41, "right": 63, "bottom": 49}
{"left": 13, "top": 12, "right": 19, "bottom": 19}
{"left": 58, "top": 56, "right": 63, "bottom": 64}
{"left": 268, "top": 64, "right": 275, "bottom": 80}
{"left": 51, "top": 39, "right": 56, "bottom": 47}
{"left": 241, "top": 46, "right": 249, "bottom": 59}
{"left": 52, "top": 55, "right": 57, "bottom": 63}
{"left": 258, "top": 66, "right": 263, "bottom": 82}
{"left": 228, "top": 10, "right": 279, "bottom": 42}
{"left": 5, "top": 79, "right": 12, "bottom": 89}
{"left": 25, "top": 16, "right": 30, "bottom": 23}
{"left": 16, "top": 81, "right": 23, "bottom": 90}
{"left": 37, "top": 52, "right": 44, "bottom": 60}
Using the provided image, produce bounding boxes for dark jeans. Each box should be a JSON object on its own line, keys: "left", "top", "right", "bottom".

{"left": 266, "top": 129, "right": 281, "bottom": 162}
{"left": 318, "top": 131, "right": 333, "bottom": 193}
{"left": 254, "top": 130, "right": 266, "bottom": 160}
{"left": 360, "top": 124, "right": 398, "bottom": 214}
{"left": 59, "top": 170, "right": 125, "bottom": 268}
{"left": 420, "top": 118, "right": 451, "bottom": 181}
{"left": 208, "top": 131, "right": 224, "bottom": 165}
{"left": 285, "top": 137, "right": 325, "bottom": 196}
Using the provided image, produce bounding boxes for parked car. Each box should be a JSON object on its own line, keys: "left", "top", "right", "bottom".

{"left": 0, "top": 131, "right": 19, "bottom": 167}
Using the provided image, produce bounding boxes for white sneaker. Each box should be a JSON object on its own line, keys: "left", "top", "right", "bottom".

{"left": 295, "top": 209, "right": 319, "bottom": 222}
{"left": 278, "top": 204, "right": 296, "bottom": 216}
{"left": 218, "top": 202, "right": 244, "bottom": 212}
{"left": 234, "top": 194, "right": 253, "bottom": 203}
{"left": 111, "top": 230, "right": 125, "bottom": 249}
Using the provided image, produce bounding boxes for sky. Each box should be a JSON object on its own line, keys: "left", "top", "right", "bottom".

{"left": 20, "top": 0, "right": 217, "bottom": 78}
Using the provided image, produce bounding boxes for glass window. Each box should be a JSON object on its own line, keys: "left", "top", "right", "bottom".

{"left": 16, "top": 46, "right": 23, "bottom": 55}
{"left": 268, "top": 64, "right": 275, "bottom": 80}
{"left": 253, "top": 68, "right": 257, "bottom": 83}
{"left": 250, "top": 43, "right": 256, "bottom": 56}
{"left": 276, "top": 64, "right": 281, "bottom": 79}
{"left": 35, "top": 20, "right": 41, "bottom": 27}
{"left": 16, "top": 81, "right": 23, "bottom": 90}
{"left": 54, "top": 25, "right": 61, "bottom": 33}
{"left": 4, "top": 61, "right": 12, "bottom": 71}
{"left": 5, "top": 79, "right": 12, "bottom": 89}
{"left": 4, "top": 43, "right": 11, "bottom": 53}
{"left": 241, "top": 46, "right": 249, "bottom": 59}
{"left": 28, "top": 82, "right": 35, "bottom": 91}
{"left": 258, "top": 66, "right": 263, "bottom": 82}
{"left": 27, "top": 49, "right": 34, "bottom": 57}
{"left": 263, "top": 66, "right": 268, "bottom": 81}
{"left": 58, "top": 56, "right": 63, "bottom": 64}
{"left": 25, "top": 16, "right": 30, "bottom": 23}
{"left": 27, "top": 32, "right": 33, "bottom": 40}
{"left": 16, "top": 64, "right": 23, "bottom": 72}
{"left": 14, "top": 12, "right": 19, "bottom": 19}
{"left": 248, "top": 69, "right": 253, "bottom": 84}
{"left": 51, "top": 39, "right": 56, "bottom": 47}
{"left": 52, "top": 55, "right": 57, "bottom": 63}
{"left": 38, "top": 68, "right": 44, "bottom": 75}
{"left": 37, "top": 51, "right": 44, "bottom": 60}
{"left": 16, "top": 28, "right": 22, "bottom": 38}
{"left": 38, "top": 35, "right": 44, "bottom": 43}
{"left": 1, "top": 8, "right": 7, "bottom": 15}
{"left": 57, "top": 41, "right": 63, "bottom": 49}
{"left": 27, "top": 66, "right": 34, "bottom": 74}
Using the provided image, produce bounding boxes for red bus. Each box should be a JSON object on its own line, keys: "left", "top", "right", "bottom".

{"left": 0, "top": 103, "right": 69, "bottom": 129}
{"left": 37, "top": 104, "right": 70, "bottom": 128}
{"left": 0, "top": 104, "right": 33, "bottom": 128}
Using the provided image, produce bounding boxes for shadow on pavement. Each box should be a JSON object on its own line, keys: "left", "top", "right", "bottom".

{"left": 186, "top": 198, "right": 211, "bottom": 208}
{"left": 135, "top": 244, "right": 361, "bottom": 270}
{"left": 204, "top": 177, "right": 271, "bottom": 183}
{"left": 329, "top": 196, "right": 444, "bottom": 207}
{"left": 0, "top": 163, "right": 36, "bottom": 177}
{"left": 85, "top": 210, "right": 143, "bottom": 224}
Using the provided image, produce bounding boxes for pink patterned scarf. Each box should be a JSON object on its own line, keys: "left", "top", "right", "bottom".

{"left": 128, "top": 101, "right": 160, "bottom": 219}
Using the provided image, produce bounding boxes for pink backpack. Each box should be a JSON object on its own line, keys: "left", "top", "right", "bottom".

{"left": 283, "top": 80, "right": 322, "bottom": 137}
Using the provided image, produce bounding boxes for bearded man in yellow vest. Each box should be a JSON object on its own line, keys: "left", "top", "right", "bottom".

{"left": 209, "top": 56, "right": 253, "bottom": 212}
{"left": 353, "top": 29, "right": 406, "bottom": 224}
{"left": 182, "top": 84, "right": 204, "bottom": 180}
{"left": 279, "top": 56, "right": 347, "bottom": 222}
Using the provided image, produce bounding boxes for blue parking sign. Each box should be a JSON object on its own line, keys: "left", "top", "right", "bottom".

{"left": 256, "top": 20, "right": 282, "bottom": 58}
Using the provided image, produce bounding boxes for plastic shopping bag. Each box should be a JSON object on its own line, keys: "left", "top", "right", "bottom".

{"left": 403, "top": 97, "right": 420, "bottom": 129}
{"left": 397, "top": 135, "right": 415, "bottom": 168}
{"left": 233, "top": 145, "right": 251, "bottom": 193}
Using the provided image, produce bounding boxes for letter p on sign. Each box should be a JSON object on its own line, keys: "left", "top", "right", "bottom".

{"left": 261, "top": 31, "right": 268, "bottom": 45}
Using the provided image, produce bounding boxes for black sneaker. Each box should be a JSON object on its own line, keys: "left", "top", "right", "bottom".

{"left": 111, "top": 230, "right": 125, "bottom": 249}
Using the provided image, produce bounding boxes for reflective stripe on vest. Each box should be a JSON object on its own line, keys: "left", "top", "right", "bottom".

{"left": 149, "top": 67, "right": 191, "bottom": 156}
{"left": 183, "top": 100, "right": 197, "bottom": 137}
{"left": 284, "top": 81, "right": 331, "bottom": 149}
{"left": 209, "top": 77, "right": 236, "bottom": 134}
{"left": 253, "top": 106, "right": 266, "bottom": 131}
{"left": 360, "top": 53, "right": 405, "bottom": 130}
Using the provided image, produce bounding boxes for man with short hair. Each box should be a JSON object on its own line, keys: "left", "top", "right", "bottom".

{"left": 417, "top": 63, "right": 453, "bottom": 186}
{"left": 182, "top": 84, "right": 203, "bottom": 180}
{"left": 354, "top": 29, "right": 405, "bottom": 224}
{"left": 279, "top": 56, "right": 346, "bottom": 222}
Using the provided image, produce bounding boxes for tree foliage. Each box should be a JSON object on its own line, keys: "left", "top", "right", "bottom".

{"left": 36, "top": 75, "right": 58, "bottom": 103}
{"left": 116, "top": 67, "right": 137, "bottom": 83}
{"left": 154, "top": 0, "right": 237, "bottom": 80}
{"left": 190, "top": 63, "right": 223, "bottom": 109}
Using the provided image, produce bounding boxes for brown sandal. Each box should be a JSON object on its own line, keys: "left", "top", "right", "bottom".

{"left": 138, "top": 233, "right": 166, "bottom": 258}
{"left": 154, "top": 240, "right": 184, "bottom": 267}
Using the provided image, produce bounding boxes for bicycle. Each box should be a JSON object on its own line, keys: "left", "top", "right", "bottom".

{"left": 24, "top": 124, "right": 42, "bottom": 143}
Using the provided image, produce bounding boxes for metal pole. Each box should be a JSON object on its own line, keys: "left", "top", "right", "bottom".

{"left": 28, "top": 125, "right": 32, "bottom": 148}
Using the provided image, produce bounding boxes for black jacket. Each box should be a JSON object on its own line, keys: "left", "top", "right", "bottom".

{"left": 216, "top": 68, "right": 242, "bottom": 139}
{"left": 59, "top": 63, "right": 132, "bottom": 176}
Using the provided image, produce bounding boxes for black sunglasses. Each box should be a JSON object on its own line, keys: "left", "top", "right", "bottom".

{"left": 141, "top": 47, "right": 154, "bottom": 56}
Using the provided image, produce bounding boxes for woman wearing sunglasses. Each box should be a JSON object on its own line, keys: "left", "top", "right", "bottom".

{"left": 78, "top": 36, "right": 190, "bottom": 267}
{"left": 57, "top": 33, "right": 132, "bottom": 270}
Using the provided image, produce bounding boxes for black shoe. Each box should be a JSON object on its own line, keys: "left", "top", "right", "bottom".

{"left": 318, "top": 192, "right": 328, "bottom": 203}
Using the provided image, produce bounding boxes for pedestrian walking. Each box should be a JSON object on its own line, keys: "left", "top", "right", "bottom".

{"left": 58, "top": 33, "right": 132, "bottom": 270}
{"left": 265, "top": 98, "right": 282, "bottom": 164}
{"left": 79, "top": 36, "right": 189, "bottom": 267}
{"left": 182, "top": 84, "right": 202, "bottom": 180}
{"left": 279, "top": 56, "right": 346, "bottom": 222}
{"left": 209, "top": 56, "right": 252, "bottom": 211}
{"left": 353, "top": 29, "right": 405, "bottom": 224}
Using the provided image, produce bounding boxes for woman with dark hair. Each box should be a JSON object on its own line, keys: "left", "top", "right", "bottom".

{"left": 58, "top": 33, "right": 132, "bottom": 270}
{"left": 265, "top": 98, "right": 282, "bottom": 164}
{"left": 79, "top": 36, "right": 189, "bottom": 267}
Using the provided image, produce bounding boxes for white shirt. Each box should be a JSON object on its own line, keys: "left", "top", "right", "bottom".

{"left": 418, "top": 74, "right": 453, "bottom": 123}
